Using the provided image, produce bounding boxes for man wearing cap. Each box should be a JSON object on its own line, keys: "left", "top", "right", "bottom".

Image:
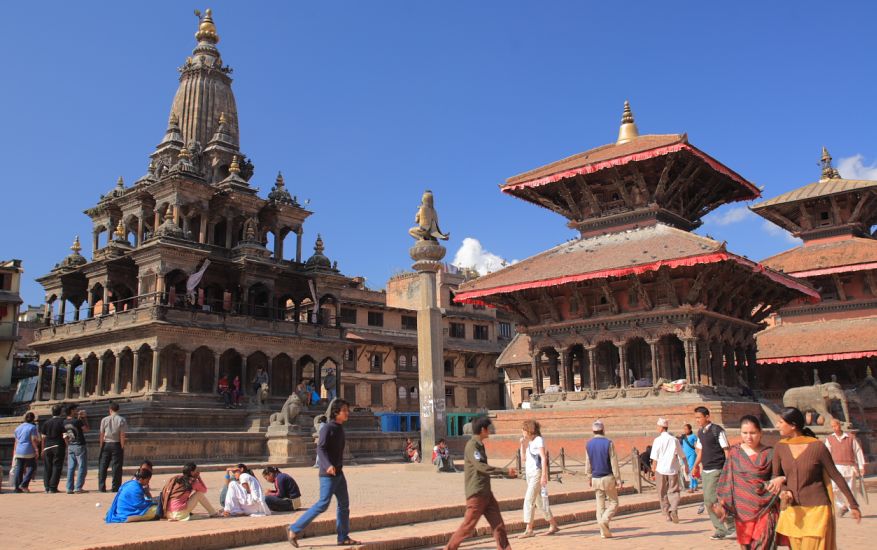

{"left": 650, "top": 418, "right": 688, "bottom": 523}
{"left": 584, "top": 420, "right": 621, "bottom": 538}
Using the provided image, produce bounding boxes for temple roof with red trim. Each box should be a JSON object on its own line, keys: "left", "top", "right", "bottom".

{"left": 756, "top": 315, "right": 877, "bottom": 364}
{"left": 455, "top": 223, "right": 817, "bottom": 301}
{"left": 751, "top": 178, "right": 877, "bottom": 210}
{"left": 760, "top": 237, "right": 877, "bottom": 276}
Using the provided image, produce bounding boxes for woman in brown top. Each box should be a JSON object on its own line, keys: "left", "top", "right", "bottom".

{"left": 767, "top": 407, "right": 860, "bottom": 550}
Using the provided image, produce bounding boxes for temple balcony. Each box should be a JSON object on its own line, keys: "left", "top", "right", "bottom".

{"left": 33, "top": 292, "right": 343, "bottom": 344}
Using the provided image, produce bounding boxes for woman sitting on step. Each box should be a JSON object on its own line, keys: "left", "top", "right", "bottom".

{"left": 105, "top": 469, "right": 159, "bottom": 523}
{"left": 160, "top": 462, "right": 220, "bottom": 521}
{"left": 222, "top": 463, "right": 271, "bottom": 517}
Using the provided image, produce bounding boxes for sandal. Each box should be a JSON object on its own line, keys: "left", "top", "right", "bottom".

{"left": 338, "top": 538, "right": 362, "bottom": 546}
{"left": 542, "top": 527, "right": 560, "bottom": 536}
{"left": 518, "top": 531, "right": 536, "bottom": 539}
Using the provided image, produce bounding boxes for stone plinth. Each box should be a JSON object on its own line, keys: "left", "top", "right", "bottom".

{"left": 410, "top": 239, "right": 448, "bottom": 458}
{"left": 266, "top": 425, "right": 313, "bottom": 466}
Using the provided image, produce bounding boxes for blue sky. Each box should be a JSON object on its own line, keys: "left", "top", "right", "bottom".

{"left": 2, "top": 1, "right": 877, "bottom": 307}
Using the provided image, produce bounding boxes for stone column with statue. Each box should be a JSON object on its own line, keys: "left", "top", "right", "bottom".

{"left": 409, "top": 190, "right": 450, "bottom": 457}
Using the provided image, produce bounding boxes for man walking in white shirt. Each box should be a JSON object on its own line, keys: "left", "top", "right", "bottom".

{"left": 650, "top": 418, "right": 688, "bottom": 523}
{"left": 825, "top": 418, "right": 865, "bottom": 516}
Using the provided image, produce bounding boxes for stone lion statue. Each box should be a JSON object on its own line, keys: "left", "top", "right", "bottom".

{"left": 255, "top": 382, "right": 270, "bottom": 407}
{"left": 269, "top": 393, "right": 303, "bottom": 426}
{"left": 783, "top": 381, "right": 851, "bottom": 428}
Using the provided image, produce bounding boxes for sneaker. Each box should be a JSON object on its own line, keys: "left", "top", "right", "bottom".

{"left": 14, "top": 488, "right": 23, "bottom": 493}
{"left": 697, "top": 504, "right": 705, "bottom": 514}
{"left": 710, "top": 533, "right": 726, "bottom": 540}
{"left": 670, "top": 511, "right": 679, "bottom": 524}
{"left": 74, "top": 489, "right": 88, "bottom": 494}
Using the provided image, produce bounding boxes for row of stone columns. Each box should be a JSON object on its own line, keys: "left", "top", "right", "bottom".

{"left": 529, "top": 336, "right": 755, "bottom": 395}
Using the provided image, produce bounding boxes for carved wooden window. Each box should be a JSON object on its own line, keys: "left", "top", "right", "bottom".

{"left": 466, "top": 357, "right": 478, "bottom": 377}
{"left": 398, "top": 355, "right": 407, "bottom": 370}
{"left": 498, "top": 322, "right": 512, "bottom": 339}
{"left": 467, "top": 388, "right": 479, "bottom": 407}
{"left": 444, "top": 358, "right": 454, "bottom": 376}
{"left": 445, "top": 386, "right": 455, "bottom": 407}
{"left": 450, "top": 322, "right": 465, "bottom": 339}
{"left": 370, "top": 353, "right": 383, "bottom": 372}
{"left": 473, "top": 325, "right": 489, "bottom": 340}
{"left": 370, "top": 383, "right": 383, "bottom": 406}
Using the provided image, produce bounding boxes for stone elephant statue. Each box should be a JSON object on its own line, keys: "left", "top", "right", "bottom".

{"left": 782, "top": 382, "right": 851, "bottom": 427}
{"left": 269, "top": 393, "right": 304, "bottom": 426}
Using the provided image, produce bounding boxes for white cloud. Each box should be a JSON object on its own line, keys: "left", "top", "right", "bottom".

{"left": 837, "top": 154, "right": 877, "bottom": 180}
{"left": 704, "top": 206, "right": 755, "bottom": 226}
{"left": 761, "top": 220, "right": 800, "bottom": 244}
{"left": 452, "top": 237, "right": 516, "bottom": 275}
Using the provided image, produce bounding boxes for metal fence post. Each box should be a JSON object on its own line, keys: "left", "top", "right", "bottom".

{"left": 516, "top": 448, "right": 521, "bottom": 473}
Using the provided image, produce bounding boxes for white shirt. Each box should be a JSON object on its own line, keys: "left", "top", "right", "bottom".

{"left": 825, "top": 432, "right": 865, "bottom": 471}
{"left": 525, "top": 436, "right": 545, "bottom": 477}
{"left": 650, "top": 431, "right": 686, "bottom": 475}
{"left": 695, "top": 422, "right": 730, "bottom": 473}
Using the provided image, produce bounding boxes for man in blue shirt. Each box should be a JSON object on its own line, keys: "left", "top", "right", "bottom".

{"left": 584, "top": 420, "right": 621, "bottom": 538}
{"left": 11, "top": 412, "right": 41, "bottom": 492}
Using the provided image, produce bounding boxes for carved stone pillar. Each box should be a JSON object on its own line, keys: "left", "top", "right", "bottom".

{"left": 746, "top": 347, "right": 758, "bottom": 388}
{"left": 682, "top": 338, "right": 698, "bottom": 384}
{"left": 92, "top": 230, "right": 100, "bottom": 253}
{"left": 213, "top": 353, "right": 221, "bottom": 394}
{"left": 225, "top": 216, "right": 234, "bottom": 248}
{"left": 173, "top": 203, "right": 181, "bottom": 225}
{"left": 64, "top": 361, "right": 73, "bottom": 399}
{"left": 532, "top": 351, "right": 543, "bottom": 394}
{"left": 559, "top": 349, "right": 574, "bottom": 391}
{"left": 49, "top": 364, "right": 58, "bottom": 401}
{"left": 273, "top": 228, "right": 282, "bottom": 260}
{"left": 59, "top": 297, "right": 67, "bottom": 324}
{"left": 113, "top": 353, "right": 122, "bottom": 394}
{"left": 35, "top": 364, "right": 44, "bottom": 401}
{"left": 587, "top": 346, "right": 597, "bottom": 391}
{"left": 199, "top": 216, "right": 208, "bottom": 244}
{"left": 617, "top": 342, "right": 628, "bottom": 388}
{"left": 295, "top": 227, "right": 303, "bottom": 263}
{"left": 150, "top": 348, "right": 161, "bottom": 393}
{"left": 241, "top": 355, "right": 248, "bottom": 394}
{"left": 698, "top": 339, "right": 711, "bottom": 386}
{"left": 79, "top": 361, "right": 87, "bottom": 399}
{"left": 136, "top": 216, "right": 144, "bottom": 246}
{"left": 102, "top": 286, "right": 110, "bottom": 315}
{"left": 182, "top": 351, "right": 191, "bottom": 393}
{"left": 132, "top": 350, "right": 140, "bottom": 393}
{"left": 647, "top": 339, "right": 659, "bottom": 385}
{"left": 153, "top": 210, "right": 160, "bottom": 232}
{"left": 96, "top": 356, "right": 105, "bottom": 396}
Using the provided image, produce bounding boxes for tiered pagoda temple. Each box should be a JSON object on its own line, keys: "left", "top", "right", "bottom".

{"left": 456, "top": 102, "right": 819, "bottom": 408}
{"left": 30, "top": 10, "right": 354, "bottom": 404}
{"left": 753, "top": 148, "right": 877, "bottom": 390}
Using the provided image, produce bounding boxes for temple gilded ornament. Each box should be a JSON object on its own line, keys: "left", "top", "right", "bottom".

{"left": 820, "top": 146, "right": 841, "bottom": 181}
{"left": 616, "top": 100, "right": 640, "bottom": 144}
{"left": 408, "top": 190, "right": 449, "bottom": 242}
{"left": 194, "top": 8, "right": 219, "bottom": 44}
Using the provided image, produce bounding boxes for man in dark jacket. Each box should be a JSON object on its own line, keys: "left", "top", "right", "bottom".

{"left": 445, "top": 416, "right": 516, "bottom": 550}
{"left": 39, "top": 404, "right": 66, "bottom": 493}
{"left": 288, "top": 399, "right": 360, "bottom": 547}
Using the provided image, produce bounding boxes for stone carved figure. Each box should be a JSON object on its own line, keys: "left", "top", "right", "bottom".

{"left": 242, "top": 217, "right": 259, "bottom": 242}
{"left": 269, "top": 392, "right": 303, "bottom": 426}
{"left": 408, "top": 190, "right": 449, "bottom": 242}
{"left": 782, "top": 381, "right": 851, "bottom": 427}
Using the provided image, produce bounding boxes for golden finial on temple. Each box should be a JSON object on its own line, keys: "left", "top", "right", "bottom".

{"left": 617, "top": 100, "right": 640, "bottom": 144}
{"left": 218, "top": 112, "right": 227, "bottom": 125}
{"left": 114, "top": 220, "right": 126, "bottom": 240}
{"left": 229, "top": 155, "right": 241, "bottom": 174}
{"left": 116, "top": 176, "right": 124, "bottom": 188}
{"left": 178, "top": 146, "right": 191, "bottom": 160}
{"left": 820, "top": 146, "right": 841, "bottom": 180}
{"left": 194, "top": 8, "right": 219, "bottom": 44}
{"left": 71, "top": 236, "right": 82, "bottom": 254}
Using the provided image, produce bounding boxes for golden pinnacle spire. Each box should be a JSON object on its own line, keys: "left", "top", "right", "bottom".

{"left": 315, "top": 234, "right": 325, "bottom": 254}
{"left": 229, "top": 155, "right": 241, "bottom": 174}
{"left": 115, "top": 220, "right": 126, "bottom": 240}
{"left": 820, "top": 146, "right": 841, "bottom": 180}
{"left": 276, "top": 171, "right": 285, "bottom": 186}
{"left": 617, "top": 100, "right": 640, "bottom": 144}
{"left": 195, "top": 8, "right": 219, "bottom": 44}
{"left": 116, "top": 176, "right": 124, "bottom": 188}
{"left": 169, "top": 112, "right": 179, "bottom": 126}
{"left": 70, "top": 235, "right": 82, "bottom": 254}
{"left": 218, "top": 112, "right": 227, "bottom": 125}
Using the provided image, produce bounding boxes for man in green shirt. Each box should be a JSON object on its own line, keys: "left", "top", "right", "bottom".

{"left": 445, "top": 416, "right": 516, "bottom": 550}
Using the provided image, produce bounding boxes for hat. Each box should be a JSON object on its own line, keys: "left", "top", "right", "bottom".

{"left": 592, "top": 420, "right": 604, "bottom": 432}
{"left": 656, "top": 418, "right": 669, "bottom": 428}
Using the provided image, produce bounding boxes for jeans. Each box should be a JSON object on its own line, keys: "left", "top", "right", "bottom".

{"left": 43, "top": 446, "right": 64, "bottom": 491}
{"left": 98, "top": 442, "right": 124, "bottom": 492}
{"left": 266, "top": 495, "right": 299, "bottom": 512}
{"left": 290, "top": 473, "right": 350, "bottom": 543}
{"left": 702, "top": 469, "right": 733, "bottom": 535}
{"left": 66, "top": 444, "right": 88, "bottom": 492}
{"left": 11, "top": 456, "right": 37, "bottom": 490}
{"left": 327, "top": 388, "right": 337, "bottom": 401}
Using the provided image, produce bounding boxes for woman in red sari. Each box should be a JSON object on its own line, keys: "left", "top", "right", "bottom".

{"left": 715, "top": 415, "right": 782, "bottom": 550}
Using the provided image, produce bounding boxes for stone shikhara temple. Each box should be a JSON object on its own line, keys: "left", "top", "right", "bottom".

{"left": 457, "top": 102, "right": 819, "bottom": 409}
{"left": 31, "top": 10, "right": 353, "bottom": 403}
{"left": 753, "top": 148, "right": 877, "bottom": 389}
